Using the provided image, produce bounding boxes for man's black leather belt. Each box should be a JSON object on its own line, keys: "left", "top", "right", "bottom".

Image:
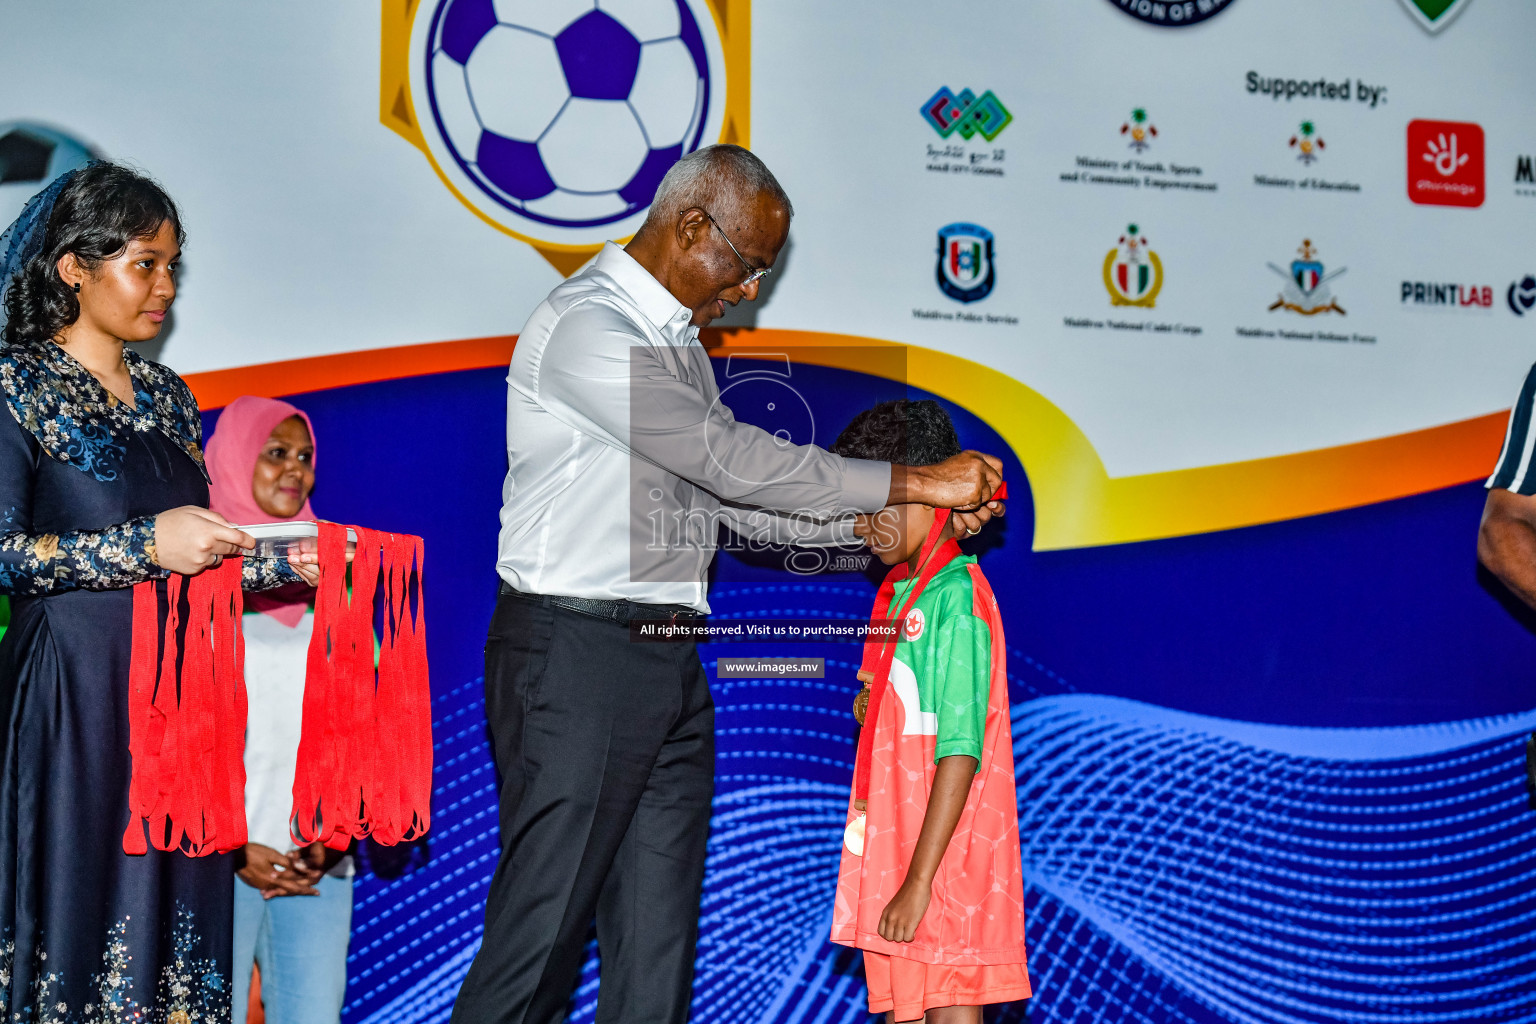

{"left": 499, "top": 580, "right": 703, "bottom": 626}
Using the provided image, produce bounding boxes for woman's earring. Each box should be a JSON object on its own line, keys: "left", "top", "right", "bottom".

{"left": 72, "top": 283, "right": 80, "bottom": 294}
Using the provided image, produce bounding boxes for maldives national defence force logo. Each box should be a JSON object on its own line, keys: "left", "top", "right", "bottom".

{"left": 922, "top": 88, "right": 1012, "bottom": 142}
{"left": 381, "top": 0, "right": 742, "bottom": 272}
{"left": 937, "top": 224, "right": 995, "bottom": 303}
{"left": 1268, "top": 239, "right": 1346, "bottom": 315}
{"left": 1103, "top": 224, "right": 1163, "bottom": 307}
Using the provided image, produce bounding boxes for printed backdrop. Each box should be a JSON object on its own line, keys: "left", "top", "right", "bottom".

{"left": 5, "top": 0, "right": 1536, "bottom": 1021}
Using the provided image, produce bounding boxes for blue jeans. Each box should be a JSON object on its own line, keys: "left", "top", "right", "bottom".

{"left": 233, "top": 871, "right": 353, "bottom": 1024}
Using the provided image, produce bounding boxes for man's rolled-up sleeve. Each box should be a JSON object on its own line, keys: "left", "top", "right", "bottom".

{"left": 534, "top": 300, "right": 890, "bottom": 516}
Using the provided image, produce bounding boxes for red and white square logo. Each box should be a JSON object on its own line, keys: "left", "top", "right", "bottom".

{"left": 1407, "top": 119, "right": 1485, "bottom": 207}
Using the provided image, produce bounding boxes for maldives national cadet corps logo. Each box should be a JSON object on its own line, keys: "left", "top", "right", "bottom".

{"left": 936, "top": 224, "right": 995, "bottom": 303}
{"left": 380, "top": 0, "right": 743, "bottom": 272}
{"left": 1103, "top": 224, "right": 1163, "bottom": 307}
{"left": 1268, "top": 239, "right": 1347, "bottom": 315}
{"left": 1290, "top": 121, "right": 1324, "bottom": 164}
{"left": 921, "top": 88, "right": 1013, "bottom": 142}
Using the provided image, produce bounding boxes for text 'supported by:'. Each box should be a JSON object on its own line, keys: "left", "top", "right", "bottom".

{"left": 629, "top": 619, "right": 902, "bottom": 642}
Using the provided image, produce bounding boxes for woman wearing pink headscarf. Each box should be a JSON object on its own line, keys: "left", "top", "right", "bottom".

{"left": 206, "top": 395, "right": 353, "bottom": 1024}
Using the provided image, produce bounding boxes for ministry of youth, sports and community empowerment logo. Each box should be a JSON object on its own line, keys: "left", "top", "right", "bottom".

{"left": 936, "top": 224, "right": 996, "bottom": 303}
{"left": 1103, "top": 224, "right": 1162, "bottom": 308}
{"left": 380, "top": 0, "right": 744, "bottom": 272}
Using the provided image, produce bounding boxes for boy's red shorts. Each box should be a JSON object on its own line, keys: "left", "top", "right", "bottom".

{"left": 863, "top": 951, "right": 1032, "bottom": 1020}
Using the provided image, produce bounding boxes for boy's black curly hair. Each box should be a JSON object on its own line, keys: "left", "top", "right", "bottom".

{"left": 829, "top": 399, "right": 961, "bottom": 467}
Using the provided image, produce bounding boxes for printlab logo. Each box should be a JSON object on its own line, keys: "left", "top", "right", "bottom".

{"left": 1509, "top": 276, "right": 1536, "bottom": 316}
{"left": 1120, "top": 108, "right": 1157, "bottom": 152}
{"left": 936, "top": 223, "right": 996, "bottom": 304}
{"left": 1268, "top": 239, "right": 1346, "bottom": 315}
{"left": 921, "top": 88, "right": 1012, "bottom": 142}
{"left": 1104, "top": 0, "right": 1237, "bottom": 27}
{"left": 1408, "top": 119, "right": 1484, "bottom": 207}
{"left": 1400, "top": 280, "right": 1493, "bottom": 309}
{"left": 1397, "top": 0, "right": 1473, "bottom": 34}
{"left": 1290, "top": 121, "right": 1325, "bottom": 164}
{"left": 1103, "top": 224, "right": 1163, "bottom": 308}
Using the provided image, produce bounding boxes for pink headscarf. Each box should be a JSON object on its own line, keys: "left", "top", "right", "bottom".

{"left": 206, "top": 395, "right": 318, "bottom": 628}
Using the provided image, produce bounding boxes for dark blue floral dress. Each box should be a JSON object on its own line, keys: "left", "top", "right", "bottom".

{"left": 0, "top": 342, "right": 293, "bottom": 1024}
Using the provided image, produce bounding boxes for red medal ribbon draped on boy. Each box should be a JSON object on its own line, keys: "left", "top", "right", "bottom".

{"left": 123, "top": 523, "right": 432, "bottom": 856}
{"left": 852, "top": 482, "right": 1005, "bottom": 804}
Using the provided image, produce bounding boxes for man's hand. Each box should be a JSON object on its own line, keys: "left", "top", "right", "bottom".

{"left": 235, "top": 842, "right": 322, "bottom": 899}
{"left": 1480, "top": 488, "right": 1536, "bottom": 611}
{"left": 889, "top": 452, "right": 1005, "bottom": 514}
{"left": 878, "top": 876, "right": 932, "bottom": 943}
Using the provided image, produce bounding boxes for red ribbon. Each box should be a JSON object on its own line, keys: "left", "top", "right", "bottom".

{"left": 124, "top": 558, "right": 247, "bottom": 856}
{"left": 290, "top": 523, "right": 432, "bottom": 850}
{"left": 124, "top": 523, "right": 432, "bottom": 857}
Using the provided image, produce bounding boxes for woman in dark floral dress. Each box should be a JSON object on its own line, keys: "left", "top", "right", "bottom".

{"left": 0, "top": 165, "right": 313, "bottom": 1023}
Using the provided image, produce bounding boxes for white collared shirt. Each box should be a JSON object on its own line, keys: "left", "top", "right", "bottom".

{"left": 496, "top": 243, "right": 890, "bottom": 612}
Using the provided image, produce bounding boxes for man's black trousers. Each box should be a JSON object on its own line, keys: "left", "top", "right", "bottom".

{"left": 451, "top": 592, "right": 715, "bottom": 1024}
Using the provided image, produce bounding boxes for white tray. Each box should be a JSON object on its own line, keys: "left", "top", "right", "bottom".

{"left": 240, "top": 521, "right": 358, "bottom": 559}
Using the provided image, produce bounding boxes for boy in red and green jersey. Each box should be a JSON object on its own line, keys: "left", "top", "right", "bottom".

{"left": 828, "top": 400, "right": 1029, "bottom": 1023}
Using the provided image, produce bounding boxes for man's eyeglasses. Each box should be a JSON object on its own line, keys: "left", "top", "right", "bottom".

{"left": 704, "top": 211, "right": 771, "bottom": 287}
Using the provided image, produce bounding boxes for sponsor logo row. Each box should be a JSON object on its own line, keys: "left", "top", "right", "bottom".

{"left": 926, "top": 85, "right": 1523, "bottom": 210}
{"left": 923, "top": 220, "right": 1536, "bottom": 326}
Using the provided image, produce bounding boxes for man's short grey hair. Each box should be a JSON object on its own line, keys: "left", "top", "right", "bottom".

{"left": 643, "top": 144, "right": 793, "bottom": 229}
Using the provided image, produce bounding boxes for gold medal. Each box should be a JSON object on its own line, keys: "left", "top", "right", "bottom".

{"left": 843, "top": 812, "right": 866, "bottom": 856}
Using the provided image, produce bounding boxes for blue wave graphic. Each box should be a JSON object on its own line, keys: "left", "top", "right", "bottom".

{"left": 343, "top": 580, "right": 1536, "bottom": 1024}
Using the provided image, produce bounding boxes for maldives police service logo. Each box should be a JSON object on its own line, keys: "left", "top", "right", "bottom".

{"left": 1102, "top": 224, "right": 1163, "bottom": 307}
{"left": 382, "top": 0, "right": 741, "bottom": 269}
{"left": 936, "top": 223, "right": 995, "bottom": 303}
{"left": 1104, "top": 0, "right": 1237, "bottom": 27}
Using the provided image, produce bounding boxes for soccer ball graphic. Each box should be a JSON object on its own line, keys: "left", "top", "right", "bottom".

{"left": 0, "top": 123, "right": 95, "bottom": 236}
{"left": 420, "top": 0, "right": 719, "bottom": 244}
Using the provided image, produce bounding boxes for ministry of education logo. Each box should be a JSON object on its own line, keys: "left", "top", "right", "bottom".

{"left": 380, "top": 0, "right": 745, "bottom": 274}
{"left": 1290, "top": 121, "right": 1325, "bottom": 164}
{"left": 921, "top": 88, "right": 1012, "bottom": 142}
{"left": 936, "top": 223, "right": 995, "bottom": 304}
{"left": 1104, "top": 0, "right": 1238, "bottom": 27}
{"left": 1268, "top": 239, "right": 1346, "bottom": 315}
{"left": 1397, "top": 0, "right": 1473, "bottom": 33}
{"left": 1103, "top": 224, "right": 1163, "bottom": 308}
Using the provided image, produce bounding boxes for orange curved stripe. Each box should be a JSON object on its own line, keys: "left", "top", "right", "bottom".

{"left": 182, "top": 329, "right": 1509, "bottom": 549}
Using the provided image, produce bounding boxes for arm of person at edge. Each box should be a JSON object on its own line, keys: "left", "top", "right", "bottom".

{"left": 876, "top": 753, "right": 979, "bottom": 943}
{"left": 532, "top": 303, "right": 1005, "bottom": 530}
{"left": 1479, "top": 487, "right": 1536, "bottom": 610}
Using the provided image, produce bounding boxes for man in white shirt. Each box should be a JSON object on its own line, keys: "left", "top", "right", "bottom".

{"left": 452, "top": 145, "right": 1004, "bottom": 1024}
